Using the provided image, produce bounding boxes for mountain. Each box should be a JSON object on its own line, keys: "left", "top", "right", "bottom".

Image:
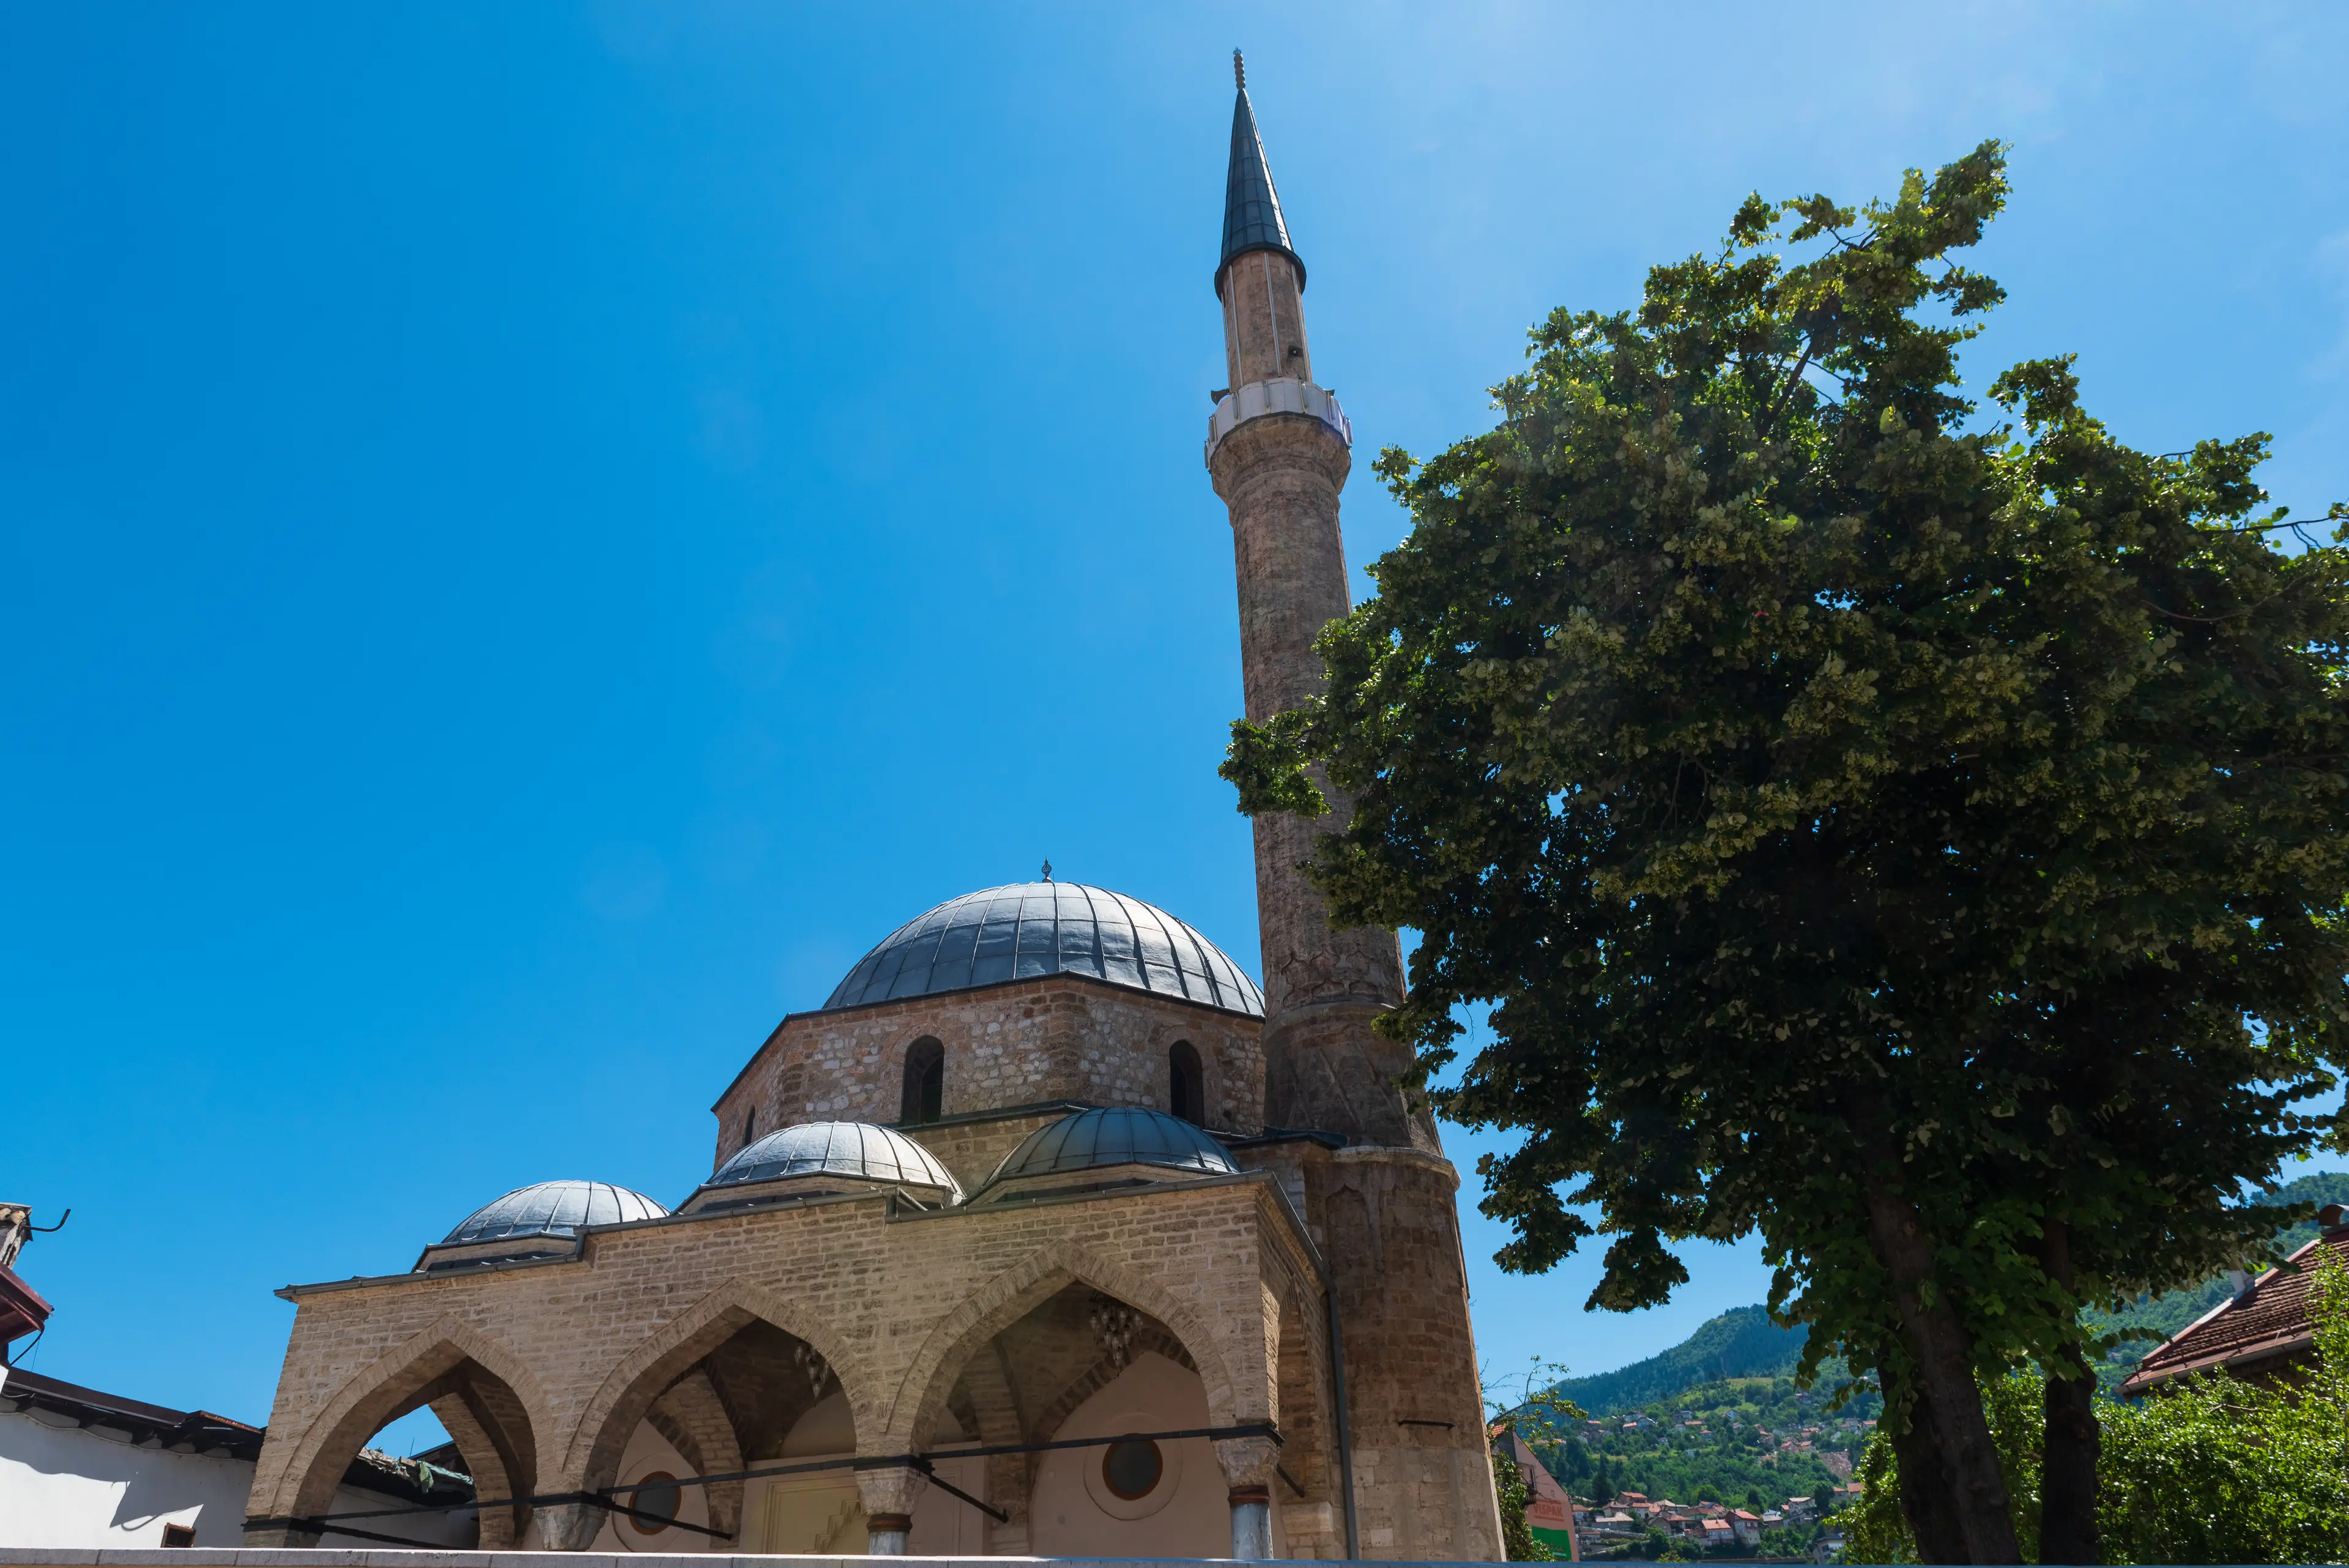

{"left": 1549, "top": 1307, "right": 1811, "bottom": 1417}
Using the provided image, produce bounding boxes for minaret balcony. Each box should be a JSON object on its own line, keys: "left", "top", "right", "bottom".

{"left": 1204, "top": 377, "right": 1351, "bottom": 463}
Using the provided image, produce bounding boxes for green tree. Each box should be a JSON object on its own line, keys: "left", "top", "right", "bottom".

{"left": 1493, "top": 1444, "right": 1559, "bottom": 1562}
{"left": 1225, "top": 143, "right": 2349, "bottom": 1560}
{"left": 1852, "top": 1247, "right": 2349, "bottom": 1563}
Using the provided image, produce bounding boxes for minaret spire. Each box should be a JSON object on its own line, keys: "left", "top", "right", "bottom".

{"left": 1206, "top": 61, "right": 1404, "bottom": 1137}
{"left": 1219, "top": 56, "right": 1304, "bottom": 294}
{"left": 1201, "top": 63, "right": 1502, "bottom": 1563}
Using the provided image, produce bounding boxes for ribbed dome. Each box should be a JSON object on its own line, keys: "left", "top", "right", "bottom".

{"left": 710, "top": 1121, "right": 962, "bottom": 1198}
{"left": 984, "top": 1107, "right": 1238, "bottom": 1192}
{"left": 443, "top": 1181, "right": 667, "bottom": 1246}
{"left": 825, "top": 882, "right": 1263, "bottom": 1016}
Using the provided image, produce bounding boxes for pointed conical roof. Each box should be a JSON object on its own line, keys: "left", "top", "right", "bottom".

{"left": 1219, "top": 56, "right": 1304, "bottom": 294}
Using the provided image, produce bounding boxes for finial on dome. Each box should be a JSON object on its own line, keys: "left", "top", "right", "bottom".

{"left": 1041, "top": 860, "right": 1053, "bottom": 882}
{"left": 1234, "top": 50, "right": 1245, "bottom": 90}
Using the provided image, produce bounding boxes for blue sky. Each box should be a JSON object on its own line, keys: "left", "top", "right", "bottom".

{"left": 4, "top": 3, "right": 2345, "bottom": 1452}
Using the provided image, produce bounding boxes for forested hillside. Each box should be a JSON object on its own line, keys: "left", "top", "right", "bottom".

{"left": 1549, "top": 1307, "right": 1809, "bottom": 1418}
{"left": 1508, "top": 1173, "right": 2347, "bottom": 1516}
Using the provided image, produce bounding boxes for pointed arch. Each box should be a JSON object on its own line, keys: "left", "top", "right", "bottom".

{"left": 254, "top": 1315, "right": 550, "bottom": 1533}
{"left": 430, "top": 1388, "right": 529, "bottom": 1548}
{"left": 886, "top": 1239, "right": 1247, "bottom": 1451}
{"left": 644, "top": 1370, "right": 746, "bottom": 1539}
{"left": 562, "top": 1277, "right": 870, "bottom": 1495}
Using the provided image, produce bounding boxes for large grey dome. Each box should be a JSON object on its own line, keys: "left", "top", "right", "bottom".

{"left": 825, "top": 882, "right": 1263, "bottom": 1016}
{"left": 983, "top": 1107, "right": 1238, "bottom": 1192}
{"left": 442, "top": 1181, "right": 667, "bottom": 1246}
{"left": 710, "top": 1121, "right": 962, "bottom": 1198}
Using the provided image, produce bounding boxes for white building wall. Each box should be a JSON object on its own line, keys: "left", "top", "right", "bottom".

{"left": 0, "top": 1406, "right": 472, "bottom": 1548}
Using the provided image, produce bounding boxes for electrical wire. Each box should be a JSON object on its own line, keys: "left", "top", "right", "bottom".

{"left": 245, "top": 1418, "right": 1285, "bottom": 1536}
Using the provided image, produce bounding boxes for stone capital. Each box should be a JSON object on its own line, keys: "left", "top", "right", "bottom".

{"left": 855, "top": 1462, "right": 929, "bottom": 1520}
{"left": 1211, "top": 1433, "right": 1282, "bottom": 1490}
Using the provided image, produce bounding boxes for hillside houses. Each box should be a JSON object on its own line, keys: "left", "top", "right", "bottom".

{"left": 1570, "top": 1488, "right": 1849, "bottom": 1551}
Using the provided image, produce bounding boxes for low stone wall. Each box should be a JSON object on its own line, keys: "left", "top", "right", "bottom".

{"left": 0, "top": 1555, "right": 1511, "bottom": 1568}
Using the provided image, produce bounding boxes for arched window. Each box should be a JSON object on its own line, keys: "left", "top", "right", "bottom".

{"left": 1170, "top": 1041, "right": 1205, "bottom": 1126}
{"left": 901, "top": 1038, "right": 944, "bottom": 1126}
{"left": 743, "top": 1105, "right": 757, "bottom": 1150}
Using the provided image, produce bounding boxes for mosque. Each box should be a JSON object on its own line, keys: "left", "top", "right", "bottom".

{"left": 242, "top": 65, "right": 1504, "bottom": 1563}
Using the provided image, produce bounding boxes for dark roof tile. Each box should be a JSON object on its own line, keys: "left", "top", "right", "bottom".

{"left": 2120, "top": 1227, "right": 2349, "bottom": 1394}
{"left": 1219, "top": 72, "right": 1303, "bottom": 292}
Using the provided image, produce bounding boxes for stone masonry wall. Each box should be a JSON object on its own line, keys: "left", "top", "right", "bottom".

{"left": 1312, "top": 1150, "right": 1500, "bottom": 1560}
{"left": 1218, "top": 250, "right": 1311, "bottom": 390}
{"left": 246, "top": 1177, "right": 1318, "bottom": 1548}
{"left": 1208, "top": 265, "right": 1503, "bottom": 1559}
{"left": 710, "top": 978, "right": 1264, "bottom": 1172}
{"left": 1206, "top": 416, "right": 1412, "bottom": 1057}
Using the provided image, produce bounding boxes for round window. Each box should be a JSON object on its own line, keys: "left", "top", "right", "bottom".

{"left": 1101, "top": 1438, "right": 1163, "bottom": 1501}
{"left": 625, "top": 1472, "right": 680, "bottom": 1536}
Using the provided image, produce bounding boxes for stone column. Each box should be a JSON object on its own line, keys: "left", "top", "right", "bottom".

{"left": 1214, "top": 1433, "right": 1280, "bottom": 1562}
{"left": 533, "top": 1499, "right": 606, "bottom": 1551}
{"left": 856, "top": 1463, "right": 926, "bottom": 1556}
{"left": 1230, "top": 1485, "right": 1274, "bottom": 1560}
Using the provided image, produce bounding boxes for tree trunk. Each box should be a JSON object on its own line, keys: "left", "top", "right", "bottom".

{"left": 1860, "top": 1170, "right": 2023, "bottom": 1564}
{"left": 1878, "top": 1357, "right": 1973, "bottom": 1565}
{"left": 2038, "top": 1219, "right": 2101, "bottom": 1565}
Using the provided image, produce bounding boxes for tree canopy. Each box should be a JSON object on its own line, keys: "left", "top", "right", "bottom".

{"left": 1225, "top": 141, "right": 2349, "bottom": 1559}
{"left": 1847, "top": 1246, "right": 2349, "bottom": 1564}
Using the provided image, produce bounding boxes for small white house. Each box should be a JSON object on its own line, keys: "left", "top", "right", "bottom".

{"left": 0, "top": 1365, "right": 473, "bottom": 1548}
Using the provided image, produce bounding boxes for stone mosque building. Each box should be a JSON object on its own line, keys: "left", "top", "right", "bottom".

{"left": 243, "top": 66, "right": 1504, "bottom": 1564}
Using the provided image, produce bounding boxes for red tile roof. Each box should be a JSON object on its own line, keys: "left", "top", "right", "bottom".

{"left": 2120, "top": 1225, "right": 2349, "bottom": 1395}
{"left": 0, "top": 1266, "right": 51, "bottom": 1347}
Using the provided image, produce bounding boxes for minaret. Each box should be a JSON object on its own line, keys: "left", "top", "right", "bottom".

{"left": 1205, "top": 56, "right": 1503, "bottom": 1562}
{"left": 1207, "top": 53, "right": 1431, "bottom": 1152}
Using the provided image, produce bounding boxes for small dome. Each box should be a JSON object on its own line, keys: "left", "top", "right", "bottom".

{"left": 983, "top": 1107, "right": 1238, "bottom": 1192}
{"left": 824, "top": 882, "right": 1263, "bottom": 1017}
{"left": 442, "top": 1181, "right": 667, "bottom": 1246}
{"left": 711, "top": 1121, "right": 962, "bottom": 1198}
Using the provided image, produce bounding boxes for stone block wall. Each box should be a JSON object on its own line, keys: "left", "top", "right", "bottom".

{"left": 710, "top": 978, "right": 1265, "bottom": 1171}
{"left": 245, "top": 1176, "right": 1320, "bottom": 1552}
{"left": 1217, "top": 250, "right": 1311, "bottom": 389}
{"left": 1312, "top": 1150, "right": 1499, "bottom": 1561}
